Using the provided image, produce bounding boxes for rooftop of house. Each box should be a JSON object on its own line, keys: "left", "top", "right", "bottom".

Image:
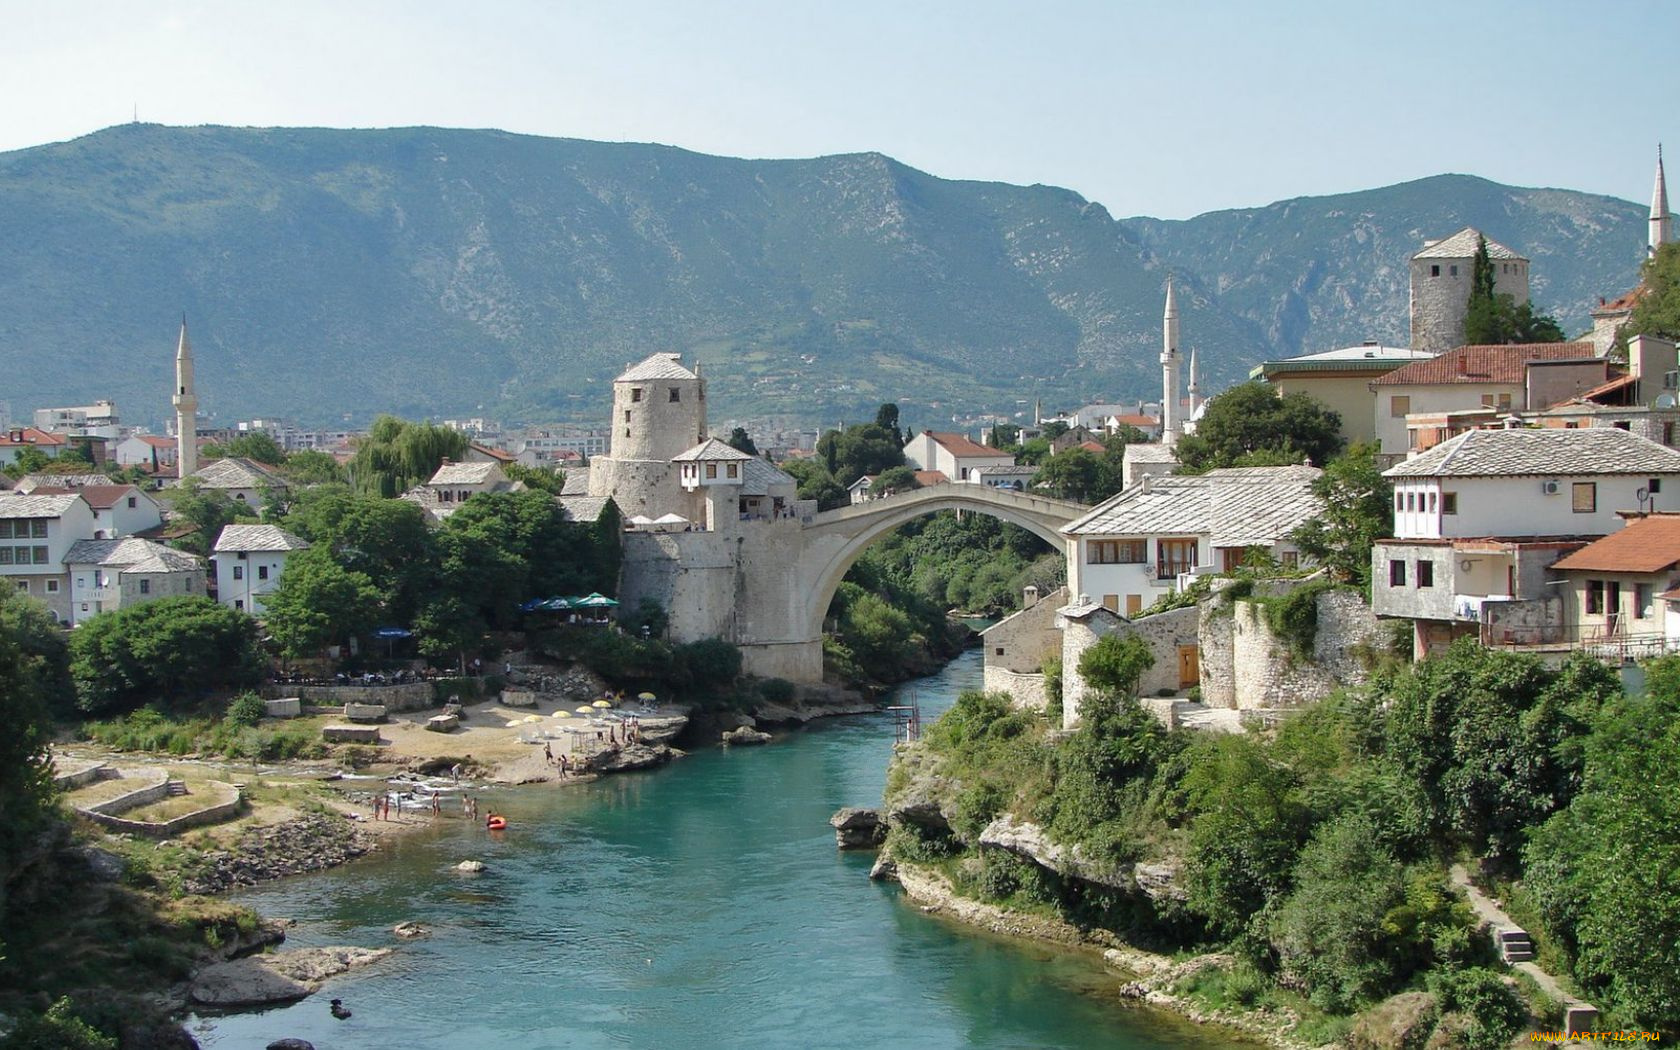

{"left": 0, "top": 493, "right": 83, "bottom": 519}
{"left": 1386, "top": 427, "right": 1680, "bottom": 479}
{"left": 1122, "top": 443, "right": 1178, "bottom": 463}
{"left": 617, "top": 352, "right": 698, "bottom": 383}
{"left": 1062, "top": 465, "right": 1323, "bottom": 546}
{"left": 0, "top": 427, "right": 67, "bottom": 448}
{"left": 913, "top": 470, "right": 949, "bottom": 486}
{"left": 1107, "top": 414, "right": 1160, "bottom": 428}
{"left": 25, "top": 484, "right": 147, "bottom": 511}
{"left": 428, "top": 461, "right": 504, "bottom": 486}
{"left": 212, "top": 524, "right": 311, "bottom": 554}
{"left": 136, "top": 435, "right": 177, "bottom": 449}
{"left": 1251, "top": 344, "right": 1435, "bottom": 378}
{"left": 671, "top": 438, "right": 755, "bottom": 463}
{"left": 1412, "top": 228, "right": 1525, "bottom": 262}
{"left": 468, "top": 442, "right": 515, "bottom": 463}
{"left": 1076, "top": 440, "right": 1107, "bottom": 454}
{"left": 15, "top": 474, "right": 114, "bottom": 492}
{"left": 848, "top": 475, "right": 876, "bottom": 491}
{"left": 1550, "top": 514, "right": 1680, "bottom": 574}
{"left": 921, "top": 431, "right": 1009, "bottom": 458}
{"left": 738, "top": 456, "right": 796, "bottom": 496}
{"left": 64, "top": 536, "right": 202, "bottom": 572}
{"left": 191, "top": 456, "right": 289, "bottom": 490}
{"left": 1593, "top": 288, "right": 1644, "bottom": 316}
{"left": 1373, "top": 343, "right": 1600, "bottom": 386}
{"left": 561, "top": 468, "right": 591, "bottom": 496}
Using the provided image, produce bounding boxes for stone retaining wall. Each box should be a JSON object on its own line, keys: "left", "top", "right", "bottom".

{"left": 80, "top": 771, "right": 171, "bottom": 816}
{"left": 53, "top": 761, "right": 108, "bottom": 790}
{"left": 265, "top": 682, "right": 437, "bottom": 713}
{"left": 79, "top": 782, "right": 243, "bottom": 839}
{"left": 983, "top": 666, "right": 1048, "bottom": 710}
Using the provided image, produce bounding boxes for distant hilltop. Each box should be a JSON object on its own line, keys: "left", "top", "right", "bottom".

{"left": 0, "top": 124, "right": 1651, "bottom": 426}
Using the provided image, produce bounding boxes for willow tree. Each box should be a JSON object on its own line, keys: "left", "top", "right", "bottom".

{"left": 347, "top": 415, "right": 469, "bottom": 497}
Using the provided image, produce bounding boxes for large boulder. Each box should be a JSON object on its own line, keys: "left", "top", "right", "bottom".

{"left": 978, "top": 815, "right": 1131, "bottom": 890}
{"left": 588, "top": 743, "right": 675, "bottom": 773}
{"left": 190, "top": 947, "right": 390, "bottom": 1007}
{"left": 722, "top": 725, "right": 772, "bottom": 746}
{"left": 267, "top": 1041, "right": 316, "bottom": 1050}
{"left": 829, "top": 807, "right": 888, "bottom": 849}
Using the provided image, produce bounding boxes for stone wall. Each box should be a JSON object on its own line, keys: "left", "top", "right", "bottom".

{"left": 982, "top": 587, "right": 1066, "bottom": 675}
{"left": 78, "top": 771, "right": 170, "bottom": 816}
{"left": 268, "top": 682, "right": 437, "bottom": 713}
{"left": 1227, "top": 588, "right": 1383, "bottom": 710}
{"left": 983, "top": 666, "right": 1048, "bottom": 710}
{"left": 1059, "top": 603, "right": 1198, "bottom": 728}
{"left": 1483, "top": 596, "right": 1566, "bottom": 646}
{"left": 78, "top": 782, "right": 243, "bottom": 839}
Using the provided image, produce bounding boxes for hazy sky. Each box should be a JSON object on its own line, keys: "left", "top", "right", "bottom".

{"left": 3, "top": 0, "right": 1676, "bottom": 219}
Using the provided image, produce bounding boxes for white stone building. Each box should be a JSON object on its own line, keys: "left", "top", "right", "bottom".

{"left": 902, "top": 431, "right": 1015, "bottom": 482}
{"left": 34, "top": 401, "right": 120, "bottom": 440}
{"left": 1061, "top": 465, "right": 1323, "bottom": 617}
{"left": 211, "top": 524, "right": 311, "bottom": 615}
{"left": 64, "top": 537, "right": 205, "bottom": 625}
{"left": 1371, "top": 427, "right": 1680, "bottom": 656}
{"left": 24, "top": 484, "right": 162, "bottom": 539}
{"left": 0, "top": 492, "right": 94, "bottom": 622}
{"left": 1408, "top": 228, "right": 1531, "bottom": 353}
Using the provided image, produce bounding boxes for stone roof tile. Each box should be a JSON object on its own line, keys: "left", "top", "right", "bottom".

{"left": 1385, "top": 427, "right": 1680, "bottom": 478}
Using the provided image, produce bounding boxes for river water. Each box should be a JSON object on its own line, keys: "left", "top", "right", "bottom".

{"left": 192, "top": 650, "right": 1234, "bottom": 1049}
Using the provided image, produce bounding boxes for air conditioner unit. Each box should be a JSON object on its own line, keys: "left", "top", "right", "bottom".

{"left": 1541, "top": 480, "right": 1561, "bottom": 495}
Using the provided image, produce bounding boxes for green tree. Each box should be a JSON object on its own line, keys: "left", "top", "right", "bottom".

{"left": 68, "top": 597, "right": 263, "bottom": 715}
{"left": 347, "top": 415, "right": 469, "bottom": 497}
{"left": 781, "top": 459, "right": 849, "bottom": 511}
{"left": 869, "top": 465, "right": 922, "bottom": 496}
{"left": 818, "top": 422, "right": 906, "bottom": 487}
{"left": 504, "top": 461, "right": 566, "bottom": 495}
{"left": 1175, "top": 383, "right": 1344, "bottom": 473}
{"left": 874, "top": 403, "right": 904, "bottom": 446}
{"left": 725, "top": 427, "right": 759, "bottom": 456}
{"left": 0, "top": 997, "right": 117, "bottom": 1050}
{"left": 283, "top": 486, "right": 439, "bottom": 619}
{"left": 1630, "top": 240, "right": 1680, "bottom": 340}
{"left": 1034, "top": 439, "right": 1131, "bottom": 504}
{"left": 1076, "top": 633, "right": 1154, "bottom": 698}
{"left": 1465, "top": 235, "right": 1567, "bottom": 345}
{"left": 282, "top": 449, "right": 345, "bottom": 485}
{"left": 204, "top": 431, "right": 285, "bottom": 465}
{"left": 1291, "top": 442, "right": 1392, "bottom": 592}
{"left": 0, "top": 593, "right": 65, "bottom": 880}
{"left": 161, "top": 478, "right": 245, "bottom": 556}
{"left": 261, "top": 547, "right": 383, "bottom": 658}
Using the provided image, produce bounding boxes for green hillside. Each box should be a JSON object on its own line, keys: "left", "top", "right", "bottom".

{"left": 0, "top": 125, "right": 1648, "bottom": 427}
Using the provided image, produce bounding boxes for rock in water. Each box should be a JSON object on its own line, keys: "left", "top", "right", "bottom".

{"left": 456, "top": 860, "right": 486, "bottom": 873}
{"left": 721, "top": 725, "right": 772, "bottom": 746}
{"left": 267, "top": 1040, "right": 316, "bottom": 1050}
{"left": 392, "top": 921, "right": 431, "bottom": 939}
{"left": 190, "top": 947, "right": 391, "bottom": 1007}
{"left": 829, "top": 807, "right": 887, "bottom": 849}
{"left": 869, "top": 853, "right": 898, "bottom": 881}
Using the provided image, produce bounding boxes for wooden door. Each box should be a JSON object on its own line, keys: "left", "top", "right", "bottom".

{"left": 1177, "top": 645, "right": 1200, "bottom": 688}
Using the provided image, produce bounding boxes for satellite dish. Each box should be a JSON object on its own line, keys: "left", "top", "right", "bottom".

{"left": 1655, "top": 393, "right": 1676, "bottom": 410}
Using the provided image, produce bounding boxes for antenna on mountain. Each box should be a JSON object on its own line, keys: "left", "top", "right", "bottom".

{"left": 132, "top": 103, "right": 139, "bottom": 124}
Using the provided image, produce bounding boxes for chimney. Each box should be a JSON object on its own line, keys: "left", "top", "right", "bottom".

{"left": 1456, "top": 355, "right": 1469, "bottom": 377}
{"left": 1023, "top": 584, "right": 1040, "bottom": 608}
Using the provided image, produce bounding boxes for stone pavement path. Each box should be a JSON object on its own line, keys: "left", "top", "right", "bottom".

{"left": 1448, "top": 865, "right": 1597, "bottom": 1028}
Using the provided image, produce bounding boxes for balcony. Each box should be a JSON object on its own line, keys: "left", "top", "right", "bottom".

{"left": 1452, "top": 593, "right": 1512, "bottom": 622}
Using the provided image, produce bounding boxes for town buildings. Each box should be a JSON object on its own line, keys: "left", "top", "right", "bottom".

{"left": 211, "top": 524, "right": 311, "bottom": 615}
{"left": 64, "top": 537, "right": 205, "bottom": 626}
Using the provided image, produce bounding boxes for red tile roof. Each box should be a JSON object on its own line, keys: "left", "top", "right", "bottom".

{"left": 26, "top": 484, "right": 143, "bottom": 510}
{"left": 913, "top": 470, "right": 949, "bottom": 486}
{"left": 1594, "top": 288, "right": 1644, "bottom": 315}
{"left": 470, "top": 442, "right": 515, "bottom": 463}
{"left": 1109, "top": 414, "right": 1159, "bottom": 429}
{"left": 138, "top": 435, "right": 177, "bottom": 449}
{"left": 0, "top": 427, "right": 67, "bottom": 447}
{"left": 1077, "top": 440, "right": 1107, "bottom": 453}
{"left": 1576, "top": 373, "right": 1637, "bottom": 403}
{"left": 924, "top": 431, "right": 1004, "bottom": 457}
{"left": 1373, "top": 343, "right": 1599, "bottom": 386}
{"left": 1552, "top": 514, "right": 1680, "bottom": 574}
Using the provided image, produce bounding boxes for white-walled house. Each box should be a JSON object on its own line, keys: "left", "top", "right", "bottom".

{"left": 903, "top": 431, "right": 1016, "bottom": 482}
{"left": 1547, "top": 514, "right": 1680, "bottom": 649}
{"left": 0, "top": 492, "right": 94, "bottom": 622}
{"left": 1371, "top": 428, "right": 1680, "bottom": 656}
{"left": 1062, "top": 466, "right": 1322, "bottom": 616}
{"left": 212, "top": 524, "right": 311, "bottom": 615}
{"left": 64, "top": 537, "right": 205, "bottom": 625}
{"left": 27, "top": 484, "right": 161, "bottom": 539}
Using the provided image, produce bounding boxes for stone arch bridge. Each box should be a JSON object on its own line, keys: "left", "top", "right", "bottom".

{"left": 616, "top": 483, "right": 1088, "bottom": 682}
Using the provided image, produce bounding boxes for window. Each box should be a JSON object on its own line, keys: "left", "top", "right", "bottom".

{"left": 1389, "top": 559, "right": 1407, "bottom": 586}
{"left": 1416, "top": 560, "right": 1434, "bottom": 587}
{"left": 127, "top": 496, "right": 137, "bottom": 508}
{"left": 1442, "top": 492, "right": 1458, "bottom": 515}
{"left": 0, "top": 549, "right": 11, "bottom": 566}
{"left": 31, "top": 547, "right": 46, "bottom": 565}
{"left": 623, "top": 410, "right": 632, "bottom": 423}
{"left": 1586, "top": 580, "right": 1605, "bottom": 615}
{"left": 139, "top": 579, "right": 150, "bottom": 595}
{"left": 1394, "top": 492, "right": 1404, "bottom": 512}
{"left": 1651, "top": 478, "right": 1665, "bottom": 494}
{"left": 30, "top": 520, "right": 46, "bottom": 538}
{"left": 257, "top": 565, "right": 269, "bottom": 581}
{"left": 1430, "top": 264, "right": 1441, "bottom": 277}
{"left": 1427, "top": 492, "right": 1437, "bottom": 513}
{"left": 0, "top": 522, "right": 10, "bottom": 540}
{"left": 1481, "top": 393, "right": 1495, "bottom": 408}
{"left": 1665, "top": 422, "right": 1676, "bottom": 446}
{"left": 1449, "top": 264, "right": 1459, "bottom": 277}
{"left": 668, "top": 388, "right": 681, "bottom": 403}
{"left": 1636, "top": 583, "right": 1654, "bottom": 620}
{"left": 45, "top": 579, "right": 58, "bottom": 593}
{"left": 705, "top": 463, "right": 718, "bottom": 479}
{"left": 1281, "top": 551, "right": 1299, "bottom": 569}
{"left": 726, "top": 463, "right": 739, "bottom": 478}
{"left": 1089, "top": 539, "right": 1146, "bottom": 564}
{"left": 235, "top": 599, "right": 244, "bottom": 611}
{"left": 233, "top": 565, "right": 244, "bottom": 580}
{"left": 13, "top": 546, "right": 28, "bottom": 563}
{"left": 631, "top": 388, "right": 644, "bottom": 403}
{"left": 1613, "top": 421, "right": 1631, "bottom": 432}
{"left": 1497, "top": 393, "right": 1512, "bottom": 412}
{"left": 1157, "top": 539, "right": 1197, "bottom": 580}
{"left": 1390, "top": 395, "right": 1411, "bottom": 418}
{"left": 1405, "top": 491, "right": 1416, "bottom": 512}
{"left": 1572, "top": 482, "right": 1597, "bottom": 514}
{"left": 13, "top": 581, "right": 25, "bottom": 594}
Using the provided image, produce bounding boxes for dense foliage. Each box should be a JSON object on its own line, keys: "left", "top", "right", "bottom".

{"left": 904, "top": 639, "right": 1660, "bottom": 1032}
{"left": 1464, "top": 234, "right": 1566, "bottom": 345}
{"left": 1174, "top": 383, "right": 1344, "bottom": 473}
{"left": 1630, "top": 240, "right": 1680, "bottom": 341}
{"left": 1291, "top": 443, "right": 1392, "bottom": 593}
{"left": 347, "top": 415, "right": 469, "bottom": 497}
{"left": 68, "top": 597, "right": 264, "bottom": 716}
{"left": 0, "top": 593, "right": 65, "bottom": 884}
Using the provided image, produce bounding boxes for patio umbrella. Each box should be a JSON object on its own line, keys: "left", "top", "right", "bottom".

{"left": 637, "top": 692, "right": 657, "bottom": 701}
{"left": 592, "top": 699, "right": 613, "bottom": 709}
{"left": 575, "top": 705, "right": 594, "bottom": 715}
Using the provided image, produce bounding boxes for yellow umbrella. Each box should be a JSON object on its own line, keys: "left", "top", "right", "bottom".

{"left": 523, "top": 715, "right": 543, "bottom": 723}
{"left": 592, "top": 699, "right": 613, "bottom": 709}
{"left": 637, "top": 692, "right": 657, "bottom": 701}
{"left": 575, "top": 705, "right": 594, "bottom": 715}
{"left": 504, "top": 720, "right": 523, "bottom": 728}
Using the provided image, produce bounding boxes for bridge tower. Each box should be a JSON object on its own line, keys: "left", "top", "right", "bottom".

{"left": 587, "top": 353, "right": 707, "bottom": 518}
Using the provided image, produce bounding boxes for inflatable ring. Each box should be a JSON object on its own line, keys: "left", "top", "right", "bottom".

{"left": 486, "top": 816, "right": 508, "bottom": 831}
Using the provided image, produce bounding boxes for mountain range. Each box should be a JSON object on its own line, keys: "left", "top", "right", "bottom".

{"left": 0, "top": 124, "right": 1651, "bottom": 429}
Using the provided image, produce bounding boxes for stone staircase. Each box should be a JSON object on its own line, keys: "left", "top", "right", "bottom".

{"left": 165, "top": 780, "right": 190, "bottom": 798}
{"left": 1495, "top": 925, "right": 1534, "bottom": 963}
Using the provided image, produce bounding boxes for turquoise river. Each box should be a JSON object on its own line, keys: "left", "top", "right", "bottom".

{"left": 192, "top": 650, "right": 1243, "bottom": 1049}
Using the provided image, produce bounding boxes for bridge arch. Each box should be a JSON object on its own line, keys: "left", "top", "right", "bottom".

{"left": 796, "top": 484, "right": 1087, "bottom": 643}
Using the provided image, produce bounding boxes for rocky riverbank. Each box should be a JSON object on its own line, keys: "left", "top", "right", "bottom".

{"left": 179, "top": 813, "right": 374, "bottom": 896}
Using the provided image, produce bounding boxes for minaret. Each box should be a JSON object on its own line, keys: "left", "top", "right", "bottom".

{"left": 1033, "top": 397, "right": 1042, "bottom": 427}
{"left": 1652, "top": 145, "right": 1672, "bottom": 257}
{"left": 1160, "top": 276, "right": 1181, "bottom": 445}
{"left": 173, "top": 318, "right": 198, "bottom": 479}
{"left": 1187, "top": 344, "right": 1201, "bottom": 416}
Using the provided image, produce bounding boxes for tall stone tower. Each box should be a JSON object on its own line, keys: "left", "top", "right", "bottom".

{"left": 587, "top": 353, "right": 708, "bottom": 517}
{"left": 173, "top": 318, "right": 198, "bottom": 479}
{"left": 1651, "top": 145, "right": 1671, "bottom": 257}
{"left": 1408, "top": 228, "right": 1529, "bottom": 353}
{"left": 1187, "top": 344, "right": 1201, "bottom": 417}
{"left": 1160, "top": 276, "right": 1182, "bottom": 445}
